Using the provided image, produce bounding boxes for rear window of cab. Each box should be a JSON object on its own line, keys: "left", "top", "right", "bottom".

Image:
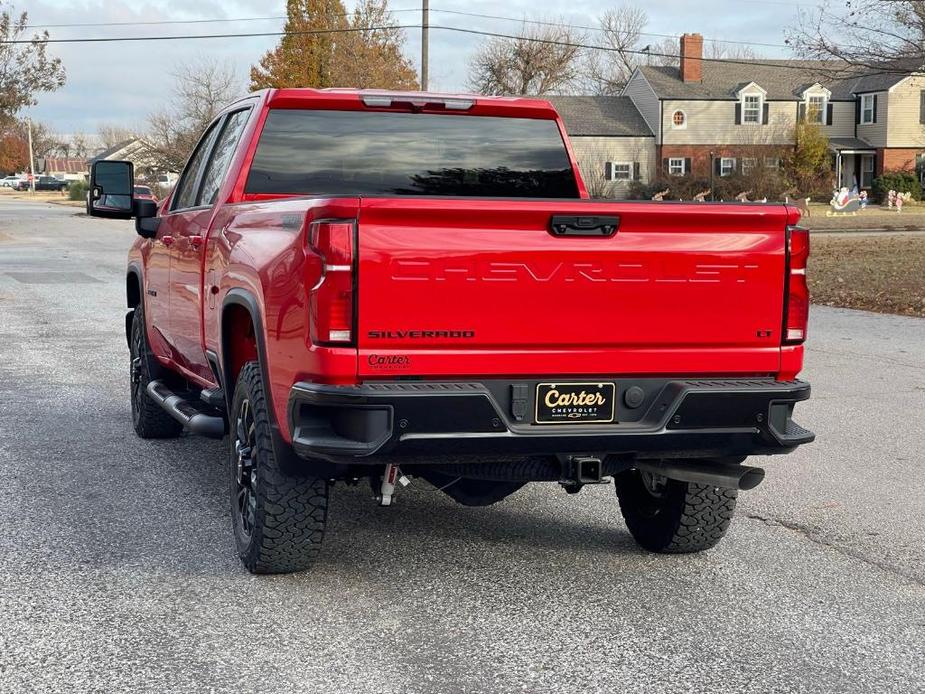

{"left": 245, "top": 109, "right": 580, "bottom": 199}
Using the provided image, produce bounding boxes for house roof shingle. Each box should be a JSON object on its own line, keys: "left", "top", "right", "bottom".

{"left": 88, "top": 138, "right": 141, "bottom": 164}
{"left": 546, "top": 96, "right": 653, "bottom": 137}
{"left": 638, "top": 61, "right": 911, "bottom": 101}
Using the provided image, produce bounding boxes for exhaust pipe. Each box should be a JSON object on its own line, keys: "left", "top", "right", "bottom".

{"left": 635, "top": 460, "right": 765, "bottom": 491}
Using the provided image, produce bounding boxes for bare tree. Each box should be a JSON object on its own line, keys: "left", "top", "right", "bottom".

{"left": 582, "top": 6, "right": 648, "bottom": 94}
{"left": 650, "top": 36, "right": 680, "bottom": 67}
{"left": 146, "top": 57, "right": 242, "bottom": 173}
{"left": 27, "top": 121, "right": 61, "bottom": 159}
{"left": 706, "top": 41, "right": 757, "bottom": 60}
{"left": 71, "top": 133, "right": 89, "bottom": 159}
{"left": 788, "top": 0, "right": 925, "bottom": 73}
{"left": 467, "top": 23, "right": 585, "bottom": 96}
{"left": 97, "top": 123, "right": 134, "bottom": 149}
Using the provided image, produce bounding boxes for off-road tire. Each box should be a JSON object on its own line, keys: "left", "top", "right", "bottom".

{"left": 614, "top": 467, "right": 737, "bottom": 553}
{"left": 230, "top": 361, "right": 329, "bottom": 574}
{"left": 129, "top": 305, "right": 183, "bottom": 439}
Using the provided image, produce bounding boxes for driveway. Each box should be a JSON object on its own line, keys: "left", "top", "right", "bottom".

{"left": 0, "top": 200, "right": 922, "bottom": 693}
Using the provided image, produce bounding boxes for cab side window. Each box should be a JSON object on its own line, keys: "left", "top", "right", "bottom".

{"left": 171, "top": 123, "right": 221, "bottom": 211}
{"left": 198, "top": 109, "right": 250, "bottom": 207}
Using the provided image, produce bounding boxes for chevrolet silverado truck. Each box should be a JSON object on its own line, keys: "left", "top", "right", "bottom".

{"left": 88, "top": 89, "right": 814, "bottom": 574}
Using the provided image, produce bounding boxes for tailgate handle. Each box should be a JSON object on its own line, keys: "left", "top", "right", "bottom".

{"left": 549, "top": 215, "right": 619, "bottom": 238}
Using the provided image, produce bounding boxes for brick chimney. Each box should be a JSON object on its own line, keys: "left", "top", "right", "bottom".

{"left": 679, "top": 33, "right": 703, "bottom": 83}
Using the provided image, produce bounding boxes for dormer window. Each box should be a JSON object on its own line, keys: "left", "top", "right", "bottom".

{"left": 806, "top": 95, "right": 826, "bottom": 124}
{"left": 743, "top": 95, "right": 762, "bottom": 123}
{"left": 735, "top": 82, "right": 767, "bottom": 125}
{"left": 800, "top": 84, "right": 832, "bottom": 125}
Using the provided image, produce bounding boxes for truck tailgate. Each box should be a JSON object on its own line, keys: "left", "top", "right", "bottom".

{"left": 356, "top": 198, "right": 791, "bottom": 378}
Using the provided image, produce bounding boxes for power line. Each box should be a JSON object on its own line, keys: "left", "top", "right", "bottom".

{"left": 22, "top": 5, "right": 793, "bottom": 52}
{"left": 432, "top": 9, "right": 792, "bottom": 50}
{"left": 21, "top": 8, "right": 420, "bottom": 30}
{"left": 0, "top": 21, "right": 903, "bottom": 75}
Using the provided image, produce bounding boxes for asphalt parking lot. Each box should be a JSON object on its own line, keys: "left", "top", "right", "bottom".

{"left": 1, "top": 199, "right": 923, "bottom": 693}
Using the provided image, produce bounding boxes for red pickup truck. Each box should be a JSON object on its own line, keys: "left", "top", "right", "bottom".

{"left": 88, "top": 89, "right": 813, "bottom": 574}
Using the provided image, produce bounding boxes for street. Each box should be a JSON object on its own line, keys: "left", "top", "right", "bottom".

{"left": 0, "top": 198, "right": 922, "bottom": 693}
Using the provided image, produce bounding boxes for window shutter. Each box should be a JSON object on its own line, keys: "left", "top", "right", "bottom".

{"left": 662, "top": 158, "right": 669, "bottom": 173}
{"left": 797, "top": 103, "right": 806, "bottom": 122}
{"left": 855, "top": 97, "right": 861, "bottom": 124}
{"left": 683, "top": 157, "right": 692, "bottom": 175}
{"left": 734, "top": 103, "right": 742, "bottom": 125}
{"left": 762, "top": 103, "right": 770, "bottom": 125}
{"left": 920, "top": 91, "right": 925, "bottom": 124}
{"left": 714, "top": 157, "right": 722, "bottom": 176}
{"left": 633, "top": 162, "right": 641, "bottom": 181}
{"left": 872, "top": 95, "right": 878, "bottom": 123}
{"left": 826, "top": 103, "right": 834, "bottom": 126}
{"left": 604, "top": 162, "right": 613, "bottom": 181}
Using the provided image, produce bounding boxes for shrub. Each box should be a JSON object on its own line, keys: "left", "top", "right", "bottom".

{"left": 783, "top": 122, "right": 831, "bottom": 197}
{"left": 628, "top": 176, "right": 712, "bottom": 201}
{"left": 68, "top": 179, "right": 88, "bottom": 201}
{"left": 872, "top": 170, "right": 921, "bottom": 202}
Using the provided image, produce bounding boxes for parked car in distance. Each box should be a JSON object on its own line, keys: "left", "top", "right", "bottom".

{"left": 1, "top": 175, "right": 24, "bottom": 188}
{"left": 133, "top": 185, "right": 157, "bottom": 202}
{"left": 15, "top": 175, "right": 68, "bottom": 192}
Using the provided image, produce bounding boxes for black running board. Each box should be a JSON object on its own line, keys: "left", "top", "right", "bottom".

{"left": 146, "top": 380, "right": 226, "bottom": 439}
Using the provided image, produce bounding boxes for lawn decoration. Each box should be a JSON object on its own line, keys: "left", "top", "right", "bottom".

{"left": 826, "top": 187, "right": 861, "bottom": 216}
{"left": 693, "top": 189, "right": 711, "bottom": 202}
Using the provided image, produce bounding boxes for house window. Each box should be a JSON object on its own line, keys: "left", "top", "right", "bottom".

{"left": 861, "top": 94, "right": 875, "bottom": 124}
{"left": 668, "top": 157, "right": 686, "bottom": 176}
{"left": 741, "top": 157, "right": 758, "bottom": 173}
{"left": 860, "top": 155, "right": 875, "bottom": 188}
{"left": 743, "top": 95, "right": 761, "bottom": 123}
{"left": 608, "top": 162, "right": 632, "bottom": 181}
{"left": 764, "top": 156, "right": 781, "bottom": 169}
{"left": 720, "top": 157, "right": 736, "bottom": 176}
{"left": 671, "top": 110, "right": 686, "bottom": 129}
{"left": 807, "top": 95, "right": 826, "bottom": 124}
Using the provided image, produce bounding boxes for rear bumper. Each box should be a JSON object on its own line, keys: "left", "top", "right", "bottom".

{"left": 287, "top": 377, "right": 814, "bottom": 463}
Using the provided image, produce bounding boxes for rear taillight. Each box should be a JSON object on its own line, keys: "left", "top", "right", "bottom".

{"left": 308, "top": 220, "right": 356, "bottom": 345}
{"left": 783, "top": 226, "right": 809, "bottom": 344}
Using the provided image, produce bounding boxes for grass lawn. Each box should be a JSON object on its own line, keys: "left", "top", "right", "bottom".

{"left": 810, "top": 233, "right": 925, "bottom": 317}
{"left": 0, "top": 187, "right": 84, "bottom": 207}
{"left": 802, "top": 202, "right": 925, "bottom": 231}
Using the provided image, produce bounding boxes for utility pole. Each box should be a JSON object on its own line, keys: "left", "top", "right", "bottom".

{"left": 27, "top": 117, "right": 36, "bottom": 195}
{"left": 421, "top": 0, "right": 429, "bottom": 92}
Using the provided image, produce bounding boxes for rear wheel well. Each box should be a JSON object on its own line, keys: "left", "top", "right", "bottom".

{"left": 126, "top": 271, "right": 142, "bottom": 347}
{"left": 127, "top": 271, "right": 141, "bottom": 309}
{"left": 222, "top": 303, "right": 259, "bottom": 393}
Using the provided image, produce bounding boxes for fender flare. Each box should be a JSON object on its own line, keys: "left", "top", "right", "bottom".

{"left": 125, "top": 262, "right": 144, "bottom": 348}
{"left": 220, "top": 288, "right": 304, "bottom": 473}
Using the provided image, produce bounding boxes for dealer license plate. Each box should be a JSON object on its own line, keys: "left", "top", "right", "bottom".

{"left": 535, "top": 382, "right": 616, "bottom": 424}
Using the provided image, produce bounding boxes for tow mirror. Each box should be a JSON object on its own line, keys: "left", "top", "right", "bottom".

{"left": 134, "top": 198, "right": 160, "bottom": 239}
{"left": 88, "top": 160, "right": 134, "bottom": 219}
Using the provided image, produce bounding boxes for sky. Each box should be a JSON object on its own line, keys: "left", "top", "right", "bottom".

{"left": 18, "top": 0, "right": 823, "bottom": 135}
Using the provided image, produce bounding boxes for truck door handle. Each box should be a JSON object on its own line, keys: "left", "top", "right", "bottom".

{"left": 162, "top": 235, "right": 175, "bottom": 246}
{"left": 190, "top": 235, "right": 204, "bottom": 249}
{"left": 549, "top": 215, "right": 620, "bottom": 237}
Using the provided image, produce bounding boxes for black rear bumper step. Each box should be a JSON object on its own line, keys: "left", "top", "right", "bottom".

{"left": 146, "top": 380, "right": 226, "bottom": 439}
{"left": 287, "top": 377, "right": 813, "bottom": 463}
